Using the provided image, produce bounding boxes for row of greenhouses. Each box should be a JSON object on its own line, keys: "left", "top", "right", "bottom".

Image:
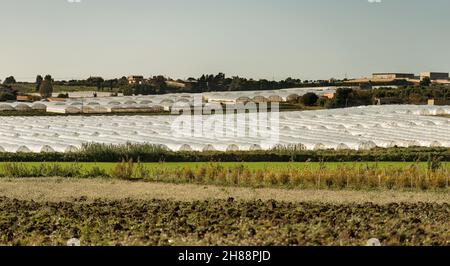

{"left": 0, "top": 87, "right": 337, "bottom": 114}
{"left": 0, "top": 105, "right": 448, "bottom": 153}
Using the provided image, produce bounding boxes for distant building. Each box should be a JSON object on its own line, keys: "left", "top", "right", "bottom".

{"left": 350, "top": 71, "right": 449, "bottom": 86}
{"left": 321, "top": 93, "right": 335, "bottom": 99}
{"left": 16, "top": 95, "right": 32, "bottom": 102}
{"left": 420, "top": 72, "right": 449, "bottom": 81}
{"left": 47, "top": 98, "right": 67, "bottom": 102}
{"left": 372, "top": 73, "right": 415, "bottom": 80}
{"left": 127, "top": 75, "right": 144, "bottom": 85}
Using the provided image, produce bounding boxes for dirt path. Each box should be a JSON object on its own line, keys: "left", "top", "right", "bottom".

{"left": 0, "top": 178, "right": 448, "bottom": 204}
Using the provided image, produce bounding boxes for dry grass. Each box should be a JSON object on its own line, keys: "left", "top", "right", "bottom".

{"left": 143, "top": 162, "right": 450, "bottom": 191}
{"left": 0, "top": 178, "right": 448, "bottom": 204}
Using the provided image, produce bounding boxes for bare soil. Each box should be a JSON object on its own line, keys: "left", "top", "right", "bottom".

{"left": 0, "top": 178, "right": 448, "bottom": 204}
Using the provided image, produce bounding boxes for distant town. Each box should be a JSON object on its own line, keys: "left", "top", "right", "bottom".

{"left": 351, "top": 71, "right": 450, "bottom": 85}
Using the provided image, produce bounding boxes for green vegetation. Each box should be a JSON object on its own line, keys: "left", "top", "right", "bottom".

{"left": 0, "top": 161, "right": 448, "bottom": 191}
{"left": 299, "top": 92, "right": 319, "bottom": 106}
{"left": 420, "top": 77, "right": 432, "bottom": 87}
{"left": 2, "top": 76, "right": 16, "bottom": 85}
{"left": 323, "top": 86, "right": 450, "bottom": 108}
{"left": 52, "top": 85, "right": 111, "bottom": 93}
{"left": 35, "top": 75, "right": 43, "bottom": 92}
{"left": 10, "top": 83, "right": 104, "bottom": 93}
{"left": 0, "top": 87, "right": 16, "bottom": 101}
{"left": 372, "top": 85, "right": 450, "bottom": 104}
{"left": 0, "top": 144, "right": 448, "bottom": 163}
{"left": 0, "top": 161, "right": 448, "bottom": 172}
{"left": 10, "top": 77, "right": 123, "bottom": 95}
{"left": 39, "top": 75, "right": 54, "bottom": 98}
{"left": 0, "top": 197, "right": 448, "bottom": 246}
{"left": 0, "top": 73, "right": 408, "bottom": 98}
{"left": 325, "top": 88, "right": 372, "bottom": 108}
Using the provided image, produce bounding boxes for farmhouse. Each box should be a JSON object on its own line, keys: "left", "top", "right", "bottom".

{"left": 127, "top": 75, "right": 145, "bottom": 85}
{"left": 420, "top": 72, "right": 449, "bottom": 81}
{"left": 372, "top": 73, "right": 415, "bottom": 80}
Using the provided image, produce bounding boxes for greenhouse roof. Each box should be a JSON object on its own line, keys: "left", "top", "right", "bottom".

{"left": 0, "top": 105, "right": 448, "bottom": 153}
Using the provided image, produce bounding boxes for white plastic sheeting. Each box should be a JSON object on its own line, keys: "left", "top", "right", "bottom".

{"left": 0, "top": 105, "right": 449, "bottom": 153}
{"left": 204, "top": 87, "right": 336, "bottom": 103}
{"left": 3, "top": 87, "right": 338, "bottom": 114}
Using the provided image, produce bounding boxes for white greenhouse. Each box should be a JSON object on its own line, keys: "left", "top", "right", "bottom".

{"left": 0, "top": 105, "right": 449, "bottom": 153}
{"left": 1, "top": 87, "right": 340, "bottom": 115}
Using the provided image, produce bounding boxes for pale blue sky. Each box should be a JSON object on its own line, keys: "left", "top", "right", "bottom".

{"left": 1, "top": 0, "right": 449, "bottom": 81}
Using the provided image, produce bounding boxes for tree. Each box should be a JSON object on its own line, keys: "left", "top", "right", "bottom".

{"left": 3, "top": 76, "right": 16, "bottom": 85}
{"left": 57, "top": 93, "right": 69, "bottom": 98}
{"left": 214, "top": 72, "right": 225, "bottom": 81}
{"left": 122, "top": 86, "right": 134, "bottom": 96}
{"left": 87, "top": 76, "right": 105, "bottom": 91}
{"left": 118, "top": 76, "right": 129, "bottom": 87}
{"left": 105, "top": 79, "right": 118, "bottom": 91}
{"left": 35, "top": 75, "right": 43, "bottom": 92}
{"left": 420, "top": 77, "right": 431, "bottom": 87}
{"left": 39, "top": 75, "right": 53, "bottom": 98}
{"left": 229, "top": 77, "right": 246, "bottom": 91}
{"left": 0, "top": 86, "right": 17, "bottom": 101}
{"left": 328, "top": 88, "right": 353, "bottom": 108}
{"left": 300, "top": 92, "right": 319, "bottom": 106}
{"left": 152, "top": 76, "right": 167, "bottom": 94}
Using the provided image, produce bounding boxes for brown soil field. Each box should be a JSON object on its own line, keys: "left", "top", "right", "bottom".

{"left": 0, "top": 178, "right": 449, "bottom": 204}
{"left": 0, "top": 197, "right": 448, "bottom": 246}
{"left": 1, "top": 178, "right": 448, "bottom": 246}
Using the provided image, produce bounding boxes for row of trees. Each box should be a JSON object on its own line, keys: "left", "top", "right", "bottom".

{"left": 120, "top": 74, "right": 334, "bottom": 96}
{"left": 322, "top": 86, "right": 450, "bottom": 108}
{"left": 48, "top": 73, "right": 345, "bottom": 94}
{"left": 279, "top": 85, "right": 449, "bottom": 109}
{"left": 2, "top": 73, "right": 444, "bottom": 93}
{"left": 188, "top": 74, "right": 305, "bottom": 93}
{"left": 54, "top": 76, "right": 128, "bottom": 91}
{"left": 0, "top": 75, "right": 53, "bottom": 101}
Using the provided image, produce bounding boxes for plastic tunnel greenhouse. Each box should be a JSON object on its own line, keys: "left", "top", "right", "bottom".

{"left": 0, "top": 104, "right": 448, "bottom": 153}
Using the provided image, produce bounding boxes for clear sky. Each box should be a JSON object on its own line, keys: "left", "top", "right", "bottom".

{"left": 1, "top": 0, "right": 450, "bottom": 81}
